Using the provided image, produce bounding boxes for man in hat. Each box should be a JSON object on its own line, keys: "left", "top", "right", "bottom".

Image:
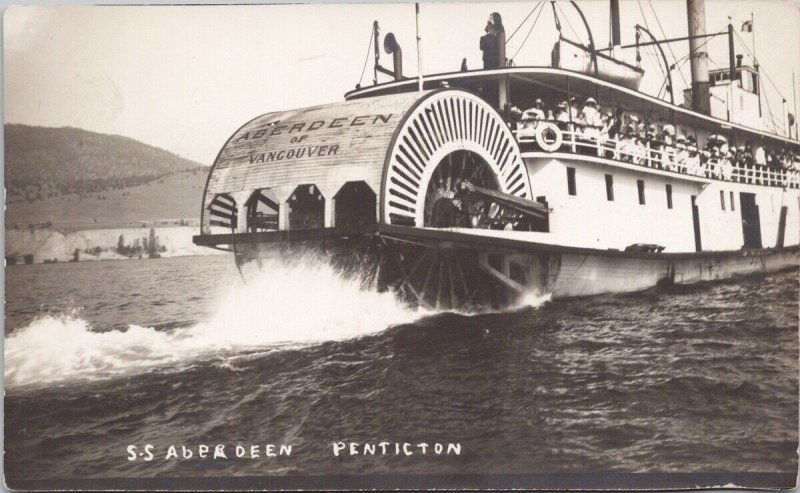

{"left": 523, "top": 98, "right": 546, "bottom": 121}
{"left": 480, "top": 22, "right": 499, "bottom": 70}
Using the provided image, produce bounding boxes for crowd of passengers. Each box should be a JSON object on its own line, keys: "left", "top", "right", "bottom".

{"left": 511, "top": 96, "right": 800, "bottom": 185}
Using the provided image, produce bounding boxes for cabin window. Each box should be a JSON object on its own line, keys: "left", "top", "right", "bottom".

{"left": 637, "top": 180, "right": 645, "bottom": 205}
{"left": 208, "top": 193, "right": 238, "bottom": 230}
{"left": 245, "top": 188, "right": 279, "bottom": 232}
{"left": 730, "top": 191, "right": 735, "bottom": 211}
{"left": 665, "top": 184, "right": 673, "bottom": 209}
{"left": 334, "top": 181, "right": 377, "bottom": 228}
{"left": 567, "top": 167, "right": 577, "bottom": 196}
{"left": 720, "top": 190, "right": 726, "bottom": 211}
{"left": 287, "top": 184, "right": 325, "bottom": 230}
{"left": 605, "top": 174, "right": 614, "bottom": 201}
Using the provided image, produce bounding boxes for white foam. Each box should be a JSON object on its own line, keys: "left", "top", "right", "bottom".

{"left": 515, "top": 290, "right": 552, "bottom": 309}
{"left": 4, "top": 255, "right": 422, "bottom": 387}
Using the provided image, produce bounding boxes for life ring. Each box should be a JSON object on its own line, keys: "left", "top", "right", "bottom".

{"left": 536, "top": 122, "right": 562, "bottom": 152}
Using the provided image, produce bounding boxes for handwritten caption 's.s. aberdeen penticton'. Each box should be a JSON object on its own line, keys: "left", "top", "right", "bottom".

{"left": 126, "top": 441, "right": 462, "bottom": 461}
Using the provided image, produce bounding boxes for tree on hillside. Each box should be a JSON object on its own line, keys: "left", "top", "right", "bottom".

{"left": 117, "top": 234, "right": 126, "bottom": 255}
{"left": 147, "top": 228, "right": 161, "bottom": 259}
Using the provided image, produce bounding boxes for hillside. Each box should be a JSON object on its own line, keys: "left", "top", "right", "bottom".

{"left": 4, "top": 125, "right": 210, "bottom": 230}
{"left": 4, "top": 124, "right": 204, "bottom": 199}
{"left": 6, "top": 169, "right": 208, "bottom": 231}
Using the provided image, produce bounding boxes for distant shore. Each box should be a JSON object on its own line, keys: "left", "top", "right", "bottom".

{"left": 5, "top": 225, "right": 225, "bottom": 264}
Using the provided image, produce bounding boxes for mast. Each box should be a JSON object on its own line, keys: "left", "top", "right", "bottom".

{"left": 609, "top": 0, "right": 621, "bottom": 57}
{"left": 686, "top": 0, "right": 711, "bottom": 115}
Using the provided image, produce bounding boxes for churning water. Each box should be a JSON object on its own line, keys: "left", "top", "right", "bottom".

{"left": 4, "top": 254, "right": 798, "bottom": 483}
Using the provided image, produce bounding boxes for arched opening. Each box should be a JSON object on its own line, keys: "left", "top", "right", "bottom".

{"left": 287, "top": 184, "right": 325, "bottom": 230}
{"left": 208, "top": 193, "right": 238, "bottom": 231}
{"left": 423, "top": 150, "right": 499, "bottom": 228}
{"left": 334, "top": 181, "right": 376, "bottom": 228}
{"left": 245, "top": 188, "right": 279, "bottom": 232}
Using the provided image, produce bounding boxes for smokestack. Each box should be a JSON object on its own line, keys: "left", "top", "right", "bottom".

{"left": 687, "top": 0, "right": 711, "bottom": 114}
{"left": 610, "top": 0, "right": 621, "bottom": 49}
{"left": 384, "top": 33, "right": 403, "bottom": 81}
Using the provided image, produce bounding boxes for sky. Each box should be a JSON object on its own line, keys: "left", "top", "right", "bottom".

{"left": 4, "top": 0, "right": 800, "bottom": 165}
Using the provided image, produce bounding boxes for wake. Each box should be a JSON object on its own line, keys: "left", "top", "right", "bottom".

{"left": 5, "top": 254, "right": 551, "bottom": 387}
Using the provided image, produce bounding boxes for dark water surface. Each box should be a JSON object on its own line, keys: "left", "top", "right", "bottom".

{"left": 4, "top": 255, "right": 798, "bottom": 482}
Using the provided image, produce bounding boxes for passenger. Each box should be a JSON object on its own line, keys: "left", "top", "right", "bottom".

{"left": 741, "top": 147, "right": 751, "bottom": 182}
{"left": 523, "top": 98, "right": 546, "bottom": 121}
{"left": 480, "top": 22, "right": 499, "bottom": 70}
{"left": 686, "top": 136, "right": 701, "bottom": 175}
{"left": 721, "top": 148, "right": 734, "bottom": 181}
{"left": 619, "top": 124, "right": 636, "bottom": 162}
{"left": 662, "top": 122, "right": 676, "bottom": 146}
{"left": 602, "top": 109, "right": 620, "bottom": 158}
{"left": 518, "top": 99, "right": 544, "bottom": 139}
{"left": 675, "top": 134, "right": 688, "bottom": 173}
{"left": 755, "top": 143, "right": 767, "bottom": 166}
{"left": 568, "top": 97, "right": 581, "bottom": 120}
{"left": 554, "top": 101, "right": 570, "bottom": 130}
{"left": 581, "top": 97, "right": 602, "bottom": 155}
{"left": 509, "top": 106, "right": 523, "bottom": 131}
{"left": 645, "top": 123, "right": 660, "bottom": 168}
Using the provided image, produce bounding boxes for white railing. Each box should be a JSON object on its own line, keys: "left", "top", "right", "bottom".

{"left": 514, "top": 121, "right": 800, "bottom": 189}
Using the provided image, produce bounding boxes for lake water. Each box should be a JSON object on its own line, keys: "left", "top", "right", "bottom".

{"left": 4, "top": 254, "right": 798, "bottom": 488}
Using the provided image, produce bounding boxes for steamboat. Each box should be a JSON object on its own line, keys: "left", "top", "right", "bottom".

{"left": 193, "top": 0, "right": 800, "bottom": 309}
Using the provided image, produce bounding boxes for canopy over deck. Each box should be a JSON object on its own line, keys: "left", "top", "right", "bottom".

{"left": 345, "top": 67, "right": 800, "bottom": 149}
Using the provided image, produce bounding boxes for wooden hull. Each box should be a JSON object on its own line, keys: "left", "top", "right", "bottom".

{"left": 212, "top": 226, "right": 800, "bottom": 308}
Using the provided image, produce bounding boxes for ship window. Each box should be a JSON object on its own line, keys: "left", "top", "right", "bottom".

{"left": 666, "top": 184, "right": 673, "bottom": 209}
{"left": 245, "top": 188, "right": 279, "bottom": 232}
{"left": 208, "top": 193, "right": 238, "bottom": 230}
{"left": 720, "top": 190, "right": 726, "bottom": 211}
{"left": 730, "top": 191, "right": 735, "bottom": 211}
{"left": 334, "top": 181, "right": 376, "bottom": 228}
{"left": 567, "top": 167, "right": 577, "bottom": 196}
{"left": 605, "top": 174, "right": 614, "bottom": 201}
{"left": 287, "top": 184, "right": 325, "bottom": 230}
{"left": 637, "top": 180, "right": 645, "bottom": 205}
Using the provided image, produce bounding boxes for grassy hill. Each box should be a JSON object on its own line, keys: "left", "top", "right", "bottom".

{"left": 5, "top": 124, "right": 204, "bottom": 199}
{"left": 5, "top": 125, "right": 210, "bottom": 230}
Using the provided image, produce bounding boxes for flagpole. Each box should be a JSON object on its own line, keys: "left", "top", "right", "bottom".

{"left": 750, "top": 13, "right": 756, "bottom": 67}
{"left": 793, "top": 70, "right": 798, "bottom": 139}
{"left": 415, "top": 3, "right": 423, "bottom": 93}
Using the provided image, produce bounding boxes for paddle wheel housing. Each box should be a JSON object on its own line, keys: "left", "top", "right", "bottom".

{"left": 196, "top": 88, "right": 548, "bottom": 308}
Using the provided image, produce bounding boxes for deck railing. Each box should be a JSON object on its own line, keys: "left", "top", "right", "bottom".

{"left": 514, "top": 123, "right": 800, "bottom": 190}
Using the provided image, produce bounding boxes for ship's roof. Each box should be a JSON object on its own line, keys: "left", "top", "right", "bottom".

{"left": 345, "top": 66, "right": 800, "bottom": 147}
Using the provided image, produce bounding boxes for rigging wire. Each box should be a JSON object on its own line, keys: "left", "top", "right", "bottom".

{"left": 635, "top": 0, "right": 667, "bottom": 83}
{"left": 647, "top": 0, "right": 689, "bottom": 90}
{"left": 554, "top": 2, "right": 582, "bottom": 43}
{"left": 732, "top": 29, "right": 790, "bottom": 133}
{"left": 357, "top": 27, "right": 374, "bottom": 86}
{"left": 506, "top": 2, "right": 542, "bottom": 43}
{"left": 734, "top": 30, "right": 788, "bottom": 103}
{"left": 510, "top": 2, "right": 546, "bottom": 61}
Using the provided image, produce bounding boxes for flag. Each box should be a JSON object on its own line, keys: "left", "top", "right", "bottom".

{"left": 741, "top": 19, "right": 753, "bottom": 32}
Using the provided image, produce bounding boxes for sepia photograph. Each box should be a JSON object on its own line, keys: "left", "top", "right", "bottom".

{"left": 3, "top": 0, "right": 800, "bottom": 490}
